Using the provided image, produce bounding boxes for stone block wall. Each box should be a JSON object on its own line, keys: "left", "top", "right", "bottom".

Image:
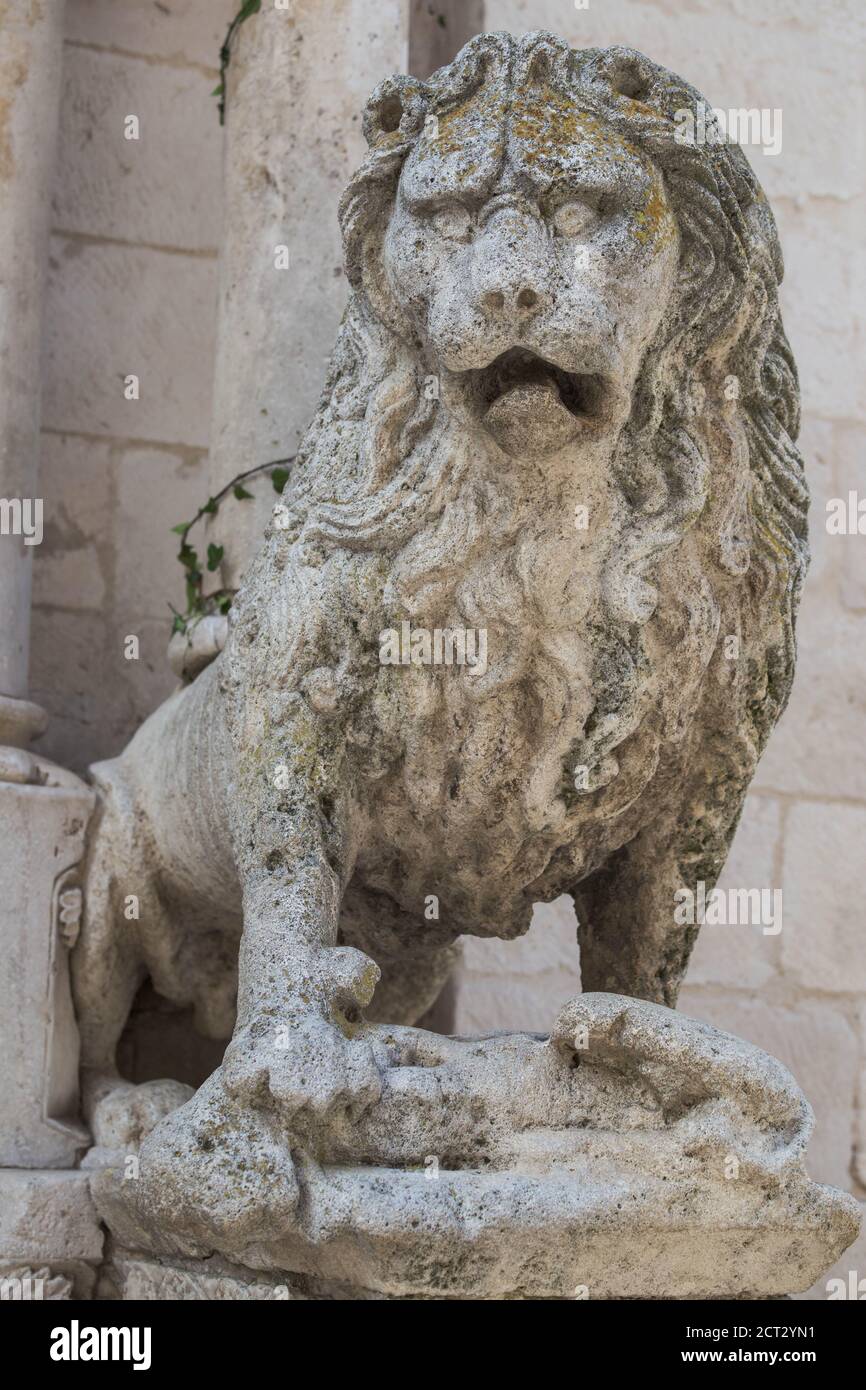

{"left": 28, "top": 0, "right": 864, "bottom": 1298}
{"left": 32, "top": 0, "right": 235, "bottom": 769}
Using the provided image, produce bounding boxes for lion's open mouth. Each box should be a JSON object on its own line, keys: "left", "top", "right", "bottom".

{"left": 475, "top": 348, "right": 607, "bottom": 419}
{"left": 464, "top": 348, "right": 609, "bottom": 457}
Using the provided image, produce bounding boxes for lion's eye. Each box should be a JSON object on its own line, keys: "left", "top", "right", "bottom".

{"left": 552, "top": 201, "right": 595, "bottom": 237}
{"left": 432, "top": 205, "right": 472, "bottom": 241}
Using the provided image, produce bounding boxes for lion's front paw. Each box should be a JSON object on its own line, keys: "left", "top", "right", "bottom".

{"left": 221, "top": 1011, "right": 384, "bottom": 1126}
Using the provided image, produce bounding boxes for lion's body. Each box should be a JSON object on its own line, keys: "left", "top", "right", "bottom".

{"left": 72, "top": 34, "right": 808, "bottom": 1134}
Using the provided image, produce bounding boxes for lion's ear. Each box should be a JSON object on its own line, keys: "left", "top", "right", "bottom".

{"left": 362, "top": 76, "right": 429, "bottom": 148}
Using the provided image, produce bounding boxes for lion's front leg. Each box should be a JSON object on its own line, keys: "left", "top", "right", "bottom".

{"left": 219, "top": 744, "right": 385, "bottom": 1127}
{"left": 222, "top": 877, "right": 386, "bottom": 1124}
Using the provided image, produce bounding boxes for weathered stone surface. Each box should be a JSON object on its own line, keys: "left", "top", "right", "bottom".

{"left": 75, "top": 25, "right": 809, "bottom": 1067}
{"left": 0, "top": 0, "right": 64, "bottom": 702}
{"left": 64, "top": 0, "right": 237, "bottom": 70}
{"left": 0, "top": 767, "right": 94, "bottom": 1167}
{"left": 167, "top": 615, "right": 229, "bottom": 682}
{"left": 43, "top": 237, "right": 218, "bottom": 447}
{"left": 676, "top": 992, "right": 859, "bottom": 1191}
{"left": 485, "top": 1, "right": 864, "bottom": 203}
{"left": 205, "top": 0, "right": 409, "bottom": 588}
{"left": 793, "top": 1202, "right": 866, "bottom": 1302}
{"left": 107, "top": 1254, "right": 302, "bottom": 1302}
{"left": 0, "top": 1266, "right": 73, "bottom": 1301}
{"left": 754, "top": 598, "right": 866, "bottom": 799}
{"left": 0, "top": 1171, "right": 103, "bottom": 1266}
{"left": 53, "top": 47, "right": 223, "bottom": 251}
{"left": 69, "top": 30, "right": 854, "bottom": 1299}
{"left": 92, "top": 997, "right": 859, "bottom": 1299}
{"left": 781, "top": 801, "right": 866, "bottom": 994}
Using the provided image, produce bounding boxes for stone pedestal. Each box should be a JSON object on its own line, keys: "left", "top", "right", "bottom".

{"left": 0, "top": 760, "right": 94, "bottom": 1168}
{"left": 90, "top": 996, "right": 861, "bottom": 1300}
{"left": 0, "top": 1170, "right": 103, "bottom": 1300}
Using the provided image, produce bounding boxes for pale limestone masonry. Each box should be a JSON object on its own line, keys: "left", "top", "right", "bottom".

{"left": 0, "top": 0, "right": 62, "bottom": 718}
{"left": 2, "top": 0, "right": 861, "bottom": 1299}
{"left": 34, "top": 0, "right": 233, "bottom": 770}
{"left": 205, "top": 0, "right": 411, "bottom": 590}
{"left": 0, "top": 1170, "right": 103, "bottom": 1300}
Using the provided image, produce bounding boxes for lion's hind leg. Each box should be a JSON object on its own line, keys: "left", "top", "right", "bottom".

{"left": 573, "top": 801, "right": 742, "bottom": 1007}
{"left": 73, "top": 769, "right": 194, "bottom": 1154}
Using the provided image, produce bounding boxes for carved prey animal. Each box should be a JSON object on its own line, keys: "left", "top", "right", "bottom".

{"left": 73, "top": 34, "right": 808, "bottom": 1142}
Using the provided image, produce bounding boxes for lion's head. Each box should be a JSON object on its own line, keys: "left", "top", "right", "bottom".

{"left": 229, "top": 33, "right": 808, "bottom": 949}
{"left": 375, "top": 55, "right": 679, "bottom": 463}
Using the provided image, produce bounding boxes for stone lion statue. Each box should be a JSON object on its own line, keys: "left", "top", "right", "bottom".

{"left": 73, "top": 32, "right": 808, "bottom": 1144}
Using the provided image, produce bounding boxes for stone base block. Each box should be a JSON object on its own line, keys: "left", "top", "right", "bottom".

{"left": 0, "top": 1169, "right": 103, "bottom": 1299}
{"left": 90, "top": 996, "right": 860, "bottom": 1301}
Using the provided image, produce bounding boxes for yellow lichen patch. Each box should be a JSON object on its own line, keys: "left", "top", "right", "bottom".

{"left": 508, "top": 85, "right": 643, "bottom": 171}
{"left": 433, "top": 84, "right": 508, "bottom": 160}
{"left": 632, "top": 180, "right": 677, "bottom": 248}
{"left": 622, "top": 96, "right": 658, "bottom": 121}
{"left": 358, "top": 959, "right": 380, "bottom": 1002}
{"left": 333, "top": 1007, "right": 361, "bottom": 1039}
{"left": 414, "top": 85, "right": 507, "bottom": 192}
{"left": 377, "top": 128, "right": 407, "bottom": 150}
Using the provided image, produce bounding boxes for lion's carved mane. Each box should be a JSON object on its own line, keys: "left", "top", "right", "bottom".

{"left": 225, "top": 34, "right": 807, "bottom": 1000}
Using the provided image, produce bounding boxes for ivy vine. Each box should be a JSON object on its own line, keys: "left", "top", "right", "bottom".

{"left": 212, "top": 0, "right": 262, "bottom": 126}
{"left": 169, "top": 456, "right": 294, "bottom": 635}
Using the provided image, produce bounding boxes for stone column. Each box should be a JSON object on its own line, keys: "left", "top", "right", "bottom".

{"left": 0, "top": 2, "right": 96, "bottom": 1176}
{"left": 0, "top": 0, "right": 64, "bottom": 749}
{"left": 205, "top": 0, "right": 409, "bottom": 589}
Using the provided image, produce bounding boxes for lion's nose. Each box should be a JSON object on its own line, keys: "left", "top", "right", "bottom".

{"left": 479, "top": 282, "right": 547, "bottom": 318}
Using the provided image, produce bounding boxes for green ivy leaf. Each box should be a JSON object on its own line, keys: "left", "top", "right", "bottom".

{"left": 207, "top": 542, "right": 225, "bottom": 573}
{"left": 173, "top": 449, "right": 293, "bottom": 638}
{"left": 211, "top": 84, "right": 224, "bottom": 98}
